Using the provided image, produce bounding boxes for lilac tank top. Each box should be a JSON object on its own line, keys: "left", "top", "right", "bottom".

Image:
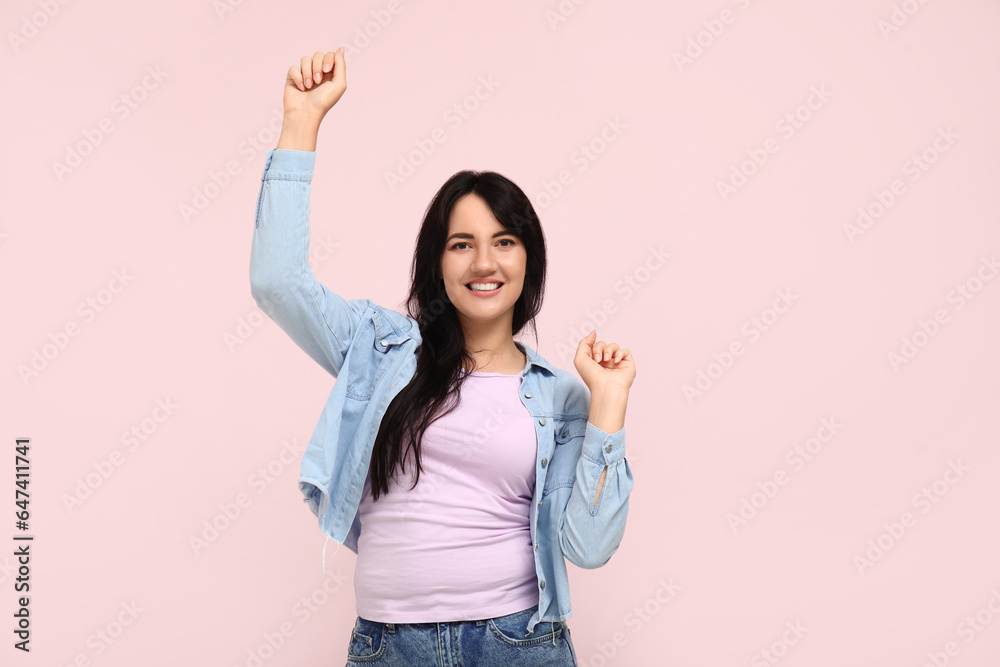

{"left": 353, "top": 370, "right": 539, "bottom": 622}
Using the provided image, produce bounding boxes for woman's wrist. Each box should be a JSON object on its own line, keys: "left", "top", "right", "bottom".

{"left": 276, "top": 111, "right": 323, "bottom": 151}
{"left": 588, "top": 386, "right": 629, "bottom": 434}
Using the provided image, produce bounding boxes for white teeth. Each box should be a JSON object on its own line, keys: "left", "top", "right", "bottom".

{"left": 468, "top": 282, "right": 501, "bottom": 291}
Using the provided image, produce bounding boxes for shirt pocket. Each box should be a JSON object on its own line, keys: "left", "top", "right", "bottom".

{"left": 554, "top": 417, "right": 587, "bottom": 447}
{"left": 543, "top": 418, "right": 587, "bottom": 493}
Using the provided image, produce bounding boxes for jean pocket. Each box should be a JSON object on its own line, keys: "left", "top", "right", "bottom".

{"left": 487, "top": 607, "right": 564, "bottom": 647}
{"left": 346, "top": 617, "right": 387, "bottom": 663}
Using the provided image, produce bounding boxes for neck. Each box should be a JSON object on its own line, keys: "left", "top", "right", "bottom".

{"left": 460, "top": 323, "right": 526, "bottom": 373}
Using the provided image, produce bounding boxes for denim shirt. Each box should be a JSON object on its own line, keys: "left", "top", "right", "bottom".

{"left": 248, "top": 148, "right": 634, "bottom": 634}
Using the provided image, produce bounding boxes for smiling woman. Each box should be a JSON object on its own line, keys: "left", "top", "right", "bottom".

{"left": 249, "top": 46, "right": 636, "bottom": 667}
{"left": 439, "top": 191, "right": 534, "bottom": 375}
{"left": 374, "top": 165, "right": 551, "bottom": 494}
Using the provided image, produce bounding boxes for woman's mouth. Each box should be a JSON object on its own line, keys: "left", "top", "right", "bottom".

{"left": 465, "top": 281, "right": 503, "bottom": 296}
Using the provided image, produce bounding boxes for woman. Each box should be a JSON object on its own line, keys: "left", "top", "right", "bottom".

{"left": 249, "top": 47, "right": 637, "bottom": 666}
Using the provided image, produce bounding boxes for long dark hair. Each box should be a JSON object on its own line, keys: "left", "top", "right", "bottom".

{"left": 367, "top": 170, "right": 547, "bottom": 501}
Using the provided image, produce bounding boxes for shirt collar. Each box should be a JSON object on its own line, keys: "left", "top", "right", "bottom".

{"left": 516, "top": 341, "right": 557, "bottom": 377}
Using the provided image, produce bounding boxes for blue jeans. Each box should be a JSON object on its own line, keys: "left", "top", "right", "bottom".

{"left": 344, "top": 604, "right": 578, "bottom": 666}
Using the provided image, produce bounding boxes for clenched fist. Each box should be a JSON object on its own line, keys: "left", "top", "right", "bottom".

{"left": 283, "top": 47, "right": 347, "bottom": 120}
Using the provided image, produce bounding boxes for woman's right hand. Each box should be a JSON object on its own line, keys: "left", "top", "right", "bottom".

{"left": 283, "top": 47, "right": 347, "bottom": 120}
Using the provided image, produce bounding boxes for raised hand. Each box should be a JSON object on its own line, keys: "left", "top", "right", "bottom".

{"left": 283, "top": 47, "right": 347, "bottom": 120}
{"left": 573, "top": 329, "right": 636, "bottom": 395}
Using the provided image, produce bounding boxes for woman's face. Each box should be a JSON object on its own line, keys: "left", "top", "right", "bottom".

{"left": 440, "top": 193, "right": 526, "bottom": 329}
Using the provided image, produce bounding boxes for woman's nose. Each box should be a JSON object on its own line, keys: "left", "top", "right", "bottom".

{"left": 473, "top": 248, "right": 497, "bottom": 270}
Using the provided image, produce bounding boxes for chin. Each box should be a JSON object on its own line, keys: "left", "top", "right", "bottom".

{"left": 456, "top": 302, "right": 515, "bottom": 320}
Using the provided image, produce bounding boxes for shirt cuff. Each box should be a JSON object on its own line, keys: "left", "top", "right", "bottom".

{"left": 261, "top": 148, "right": 316, "bottom": 182}
{"left": 583, "top": 421, "right": 626, "bottom": 466}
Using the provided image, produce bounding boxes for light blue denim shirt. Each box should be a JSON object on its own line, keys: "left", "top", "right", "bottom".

{"left": 249, "top": 148, "right": 634, "bottom": 634}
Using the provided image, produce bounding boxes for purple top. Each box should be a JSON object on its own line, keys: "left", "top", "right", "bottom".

{"left": 353, "top": 370, "right": 540, "bottom": 621}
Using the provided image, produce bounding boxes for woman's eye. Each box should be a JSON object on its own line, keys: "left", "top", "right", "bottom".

{"left": 450, "top": 239, "right": 516, "bottom": 250}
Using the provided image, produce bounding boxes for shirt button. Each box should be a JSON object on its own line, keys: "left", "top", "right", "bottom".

{"left": 604, "top": 445, "right": 612, "bottom": 453}
{"left": 524, "top": 391, "right": 532, "bottom": 398}
{"left": 537, "top": 500, "right": 542, "bottom": 508}
{"left": 534, "top": 542, "right": 539, "bottom": 551}
{"left": 539, "top": 580, "right": 546, "bottom": 590}
{"left": 380, "top": 339, "right": 388, "bottom": 347}
{"left": 541, "top": 458, "right": 547, "bottom": 468}
{"left": 538, "top": 417, "right": 546, "bottom": 426}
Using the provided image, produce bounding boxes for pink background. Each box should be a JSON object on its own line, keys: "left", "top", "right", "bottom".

{"left": 3, "top": 0, "right": 1000, "bottom": 665}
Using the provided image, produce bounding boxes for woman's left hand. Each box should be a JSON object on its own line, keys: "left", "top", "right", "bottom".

{"left": 574, "top": 329, "right": 636, "bottom": 394}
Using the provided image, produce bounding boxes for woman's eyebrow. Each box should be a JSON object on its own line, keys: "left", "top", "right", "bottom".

{"left": 446, "top": 231, "right": 515, "bottom": 242}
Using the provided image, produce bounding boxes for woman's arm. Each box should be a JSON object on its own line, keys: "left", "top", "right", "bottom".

{"left": 587, "top": 385, "right": 628, "bottom": 505}
{"left": 558, "top": 331, "right": 637, "bottom": 568}
{"left": 249, "top": 48, "right": 369, "bottom": 377}
{"left": 557, "top": 380, "right": 634, "bottom": 570}
{"left": 249, "top": 148, "right": 369, "bottom": 377}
